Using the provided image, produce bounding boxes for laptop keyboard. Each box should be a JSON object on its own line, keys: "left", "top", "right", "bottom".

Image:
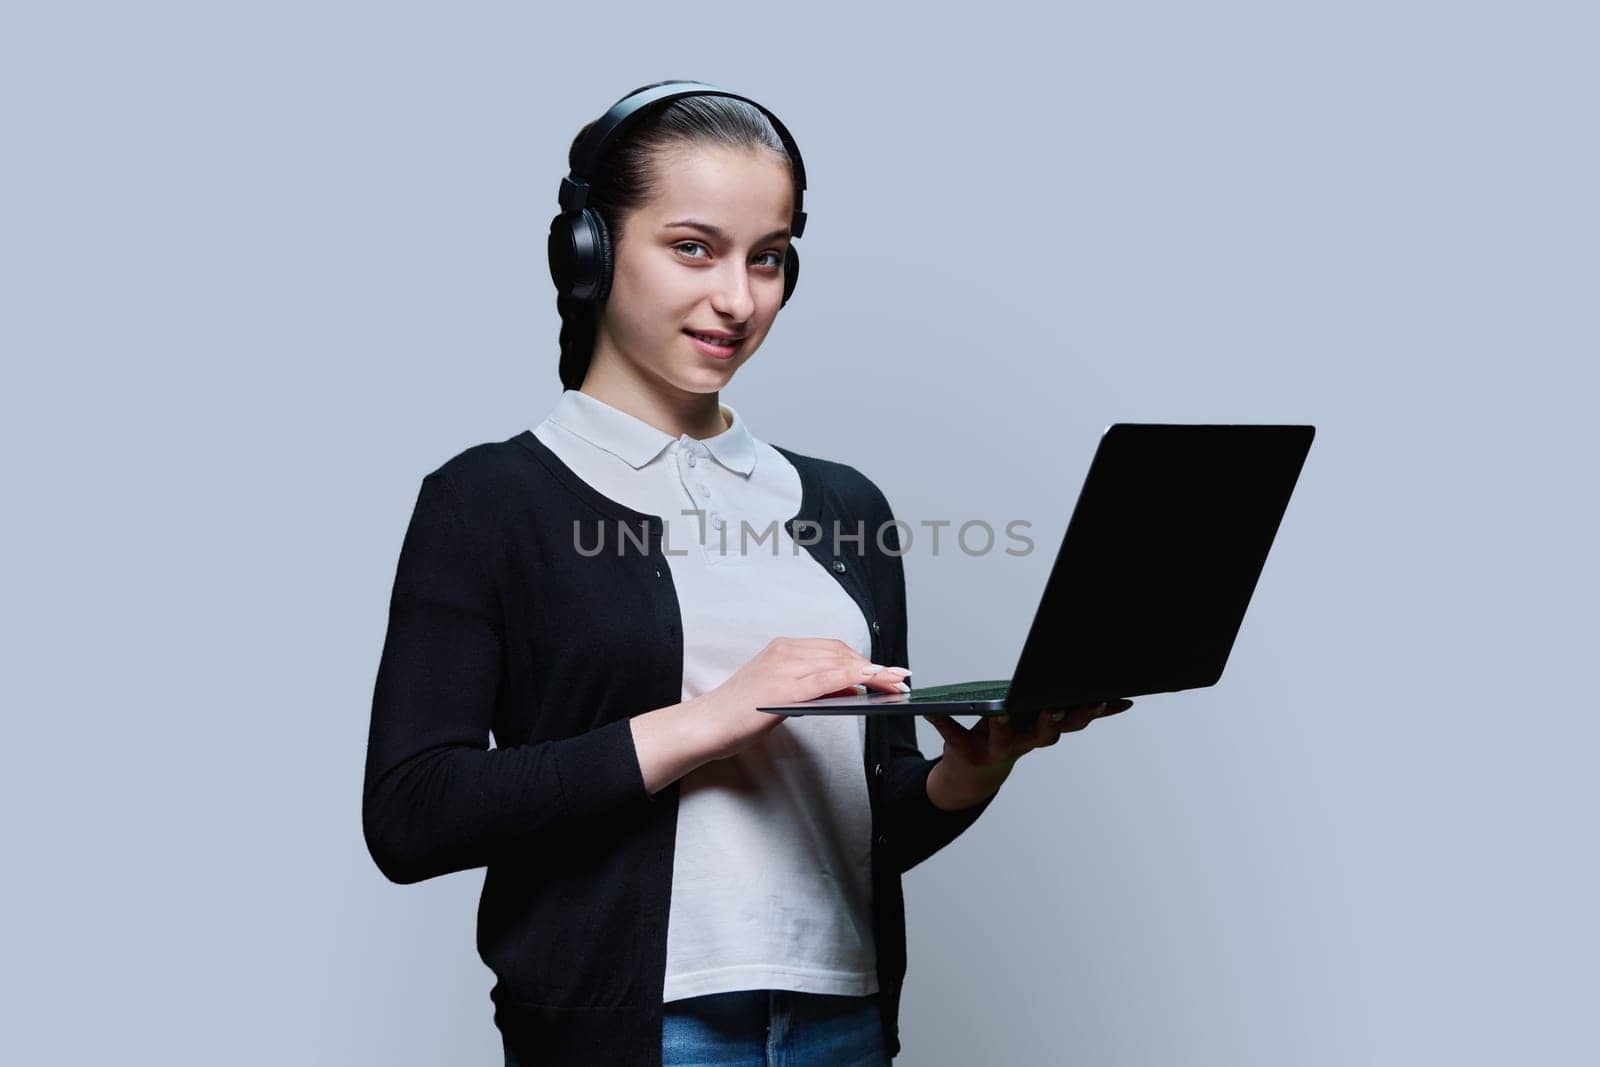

{"left": 904, "top": 680, "right": 1011, "bottom": 702}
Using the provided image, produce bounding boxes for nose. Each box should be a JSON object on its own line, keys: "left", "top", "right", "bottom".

{"left": 708, "top": 263, "right": 757, "bottom": 323}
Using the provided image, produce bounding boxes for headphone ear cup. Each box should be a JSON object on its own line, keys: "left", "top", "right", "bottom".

{"left": 547, "top": 212, "right": 580, "bottom": 298}
{"left": 547, "top": 208, "right": 614, "bottom": 302}
{"left": 590, "top": 209, "right": 615, "bottom": 305}
{"left": 780, "top": 245, "right": 800, "bottom": 308}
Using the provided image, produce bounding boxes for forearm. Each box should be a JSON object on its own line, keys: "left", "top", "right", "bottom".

{"left": 881, "top": 754, "right": 999, "bottom": 873}
{"left": 363, "top": 715, "right": 649, "bottom": 884}
{"left": 364, "top": 699, "right": 717, "bottom": 884}
{"left": 925, "top": 756, "right": 1012, "bottom": 811}
{"left": 630, "top": 697, "right": 721, "bottom": 796}
{"left": 366, "top": 471, "right": 721, "bottom": 885}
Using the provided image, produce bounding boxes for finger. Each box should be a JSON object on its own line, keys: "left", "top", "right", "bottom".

{"left": 1056, "top": 703, "right": 1104, "bottom": 733}
{"left": 796, "top": 659, "right": 905, "bottom": 685}
{"left": 786, "top": 647, "right": 873, "bottom": 667}
{"left": 804, "top": 652, "right": 910, "bottom": 676}
{"left": 785, "top": 649, "right": 894, "bottom": 680}
{"left": 921, "top": 714, "right": 977, "bottom": 763}
{"left": 863, "top": 671, "right": 910, "bottom": 694}
{"left": 1036, "top": 709, "right": 1066, "bottom": 747}
{"left": 779, "top": 637, "right": 878, "bottom": 651}
{"left": 1049, "top": 703, "right": 1100, "bottom": 729}
{"left": 988, "top": 710, "right": 1014, "bottom": 756}
{"left": 796, "top": 665, "right": 880, "bottom": 697}
{"left": 855, "top": 662, "right": 911, "bottom": 692}
{"left": 1005, "top": 710, "right": 1051, "bottom": 751}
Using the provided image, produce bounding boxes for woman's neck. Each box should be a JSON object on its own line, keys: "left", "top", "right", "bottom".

{"left": 577, "top": 365, "right": 730, "bottom": 441}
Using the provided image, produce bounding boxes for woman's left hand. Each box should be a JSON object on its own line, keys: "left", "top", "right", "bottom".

{"left": 921, "top": 699, "right": 1134, "bottom": 809}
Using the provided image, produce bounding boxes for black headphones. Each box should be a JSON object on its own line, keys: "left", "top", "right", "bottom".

{"left": 547, "top": 81, "right": 808, "bottom": 309}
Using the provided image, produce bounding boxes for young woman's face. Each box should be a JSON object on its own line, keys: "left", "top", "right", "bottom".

{"left": 596, "top": 143, "right": 794, "bottom": 395}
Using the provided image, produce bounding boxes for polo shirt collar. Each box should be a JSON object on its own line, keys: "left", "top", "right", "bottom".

{"left": 547, "top": 389, "right": 758, "bottom": 476}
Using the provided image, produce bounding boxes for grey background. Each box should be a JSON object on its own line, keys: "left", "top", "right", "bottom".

{"left": 4, "top": 2, "right": 1595, "bottom": 1064}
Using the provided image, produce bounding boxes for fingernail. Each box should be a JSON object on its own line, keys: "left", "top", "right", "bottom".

{"left": 894, "top": 681, "right": 910, "bottom": 693}
{"left": 1051, "top": 710, "right": 1066, "bottom": 722}
{"left": 885, "top": 666, "right": 911, "bottom": 676}
{"left": 1096, "top": 702, "right": 1108, "bottom": 714}
{"left": 861, "top": 664, "right": 885, "bottom": 676}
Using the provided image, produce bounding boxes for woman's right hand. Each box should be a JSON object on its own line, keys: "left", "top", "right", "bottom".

{"left": 692, "top": 637, "right": 911, "bottom": 761}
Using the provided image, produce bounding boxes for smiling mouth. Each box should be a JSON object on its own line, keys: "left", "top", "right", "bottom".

{"left": 685, "top": 330, "right": 744, "bottom": 354}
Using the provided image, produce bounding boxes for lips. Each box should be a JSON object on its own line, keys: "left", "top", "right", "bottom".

{"left": 684, "top": 329, "right": 745, "bottom": 360}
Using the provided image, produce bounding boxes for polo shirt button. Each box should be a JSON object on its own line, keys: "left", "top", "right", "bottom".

{"left": 687, "top": 454, "right": 697, "bottom": 467}
{"left": 832, "top": 559, "right": 846, "bottom": 573}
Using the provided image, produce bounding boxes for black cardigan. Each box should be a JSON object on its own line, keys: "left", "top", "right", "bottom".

{"left": 363, "top": 428, "right": 996, "bottom": 1063}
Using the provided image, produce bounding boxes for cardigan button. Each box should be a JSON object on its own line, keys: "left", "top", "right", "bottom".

{"left": 873, "top": 762, "right": 883, "bottom": 779}
{"left": 871, "top": 620, "right": 880, "bottom": 635}
{"left": 832, "top": 559, "right": 847, "bottom": 573}
{"left": 875, "top": 832, "right": 889, "bottom": 848}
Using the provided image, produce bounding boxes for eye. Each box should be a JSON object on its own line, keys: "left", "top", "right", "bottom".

{"left": 673, "top": 241, "right": 786, "bottom": 270}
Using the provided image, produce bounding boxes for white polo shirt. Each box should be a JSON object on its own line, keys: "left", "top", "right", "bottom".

{"left": 532, "top": 388, "right": 879, "bottom": 1002}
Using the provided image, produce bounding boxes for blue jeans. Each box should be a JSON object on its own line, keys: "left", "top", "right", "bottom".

{"left": 503, "top": 989, "right": 890, "bottom": 1066}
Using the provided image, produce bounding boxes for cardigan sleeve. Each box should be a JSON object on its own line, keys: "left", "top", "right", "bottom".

{"left": 362, "top": 471, "right": 654, "bottom": 885}
{"left": 865, "top": 477, "right": 999, "bottom": 874}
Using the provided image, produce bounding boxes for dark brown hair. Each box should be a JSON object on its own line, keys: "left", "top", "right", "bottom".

{"left": 557, "top": 80, "right": 796, "bottom": 391}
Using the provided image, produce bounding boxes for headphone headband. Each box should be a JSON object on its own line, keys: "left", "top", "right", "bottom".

{"left": 557, "top": 81, "right": 807, "bottom": 239}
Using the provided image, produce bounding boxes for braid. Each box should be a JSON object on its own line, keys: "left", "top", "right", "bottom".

{"left": 557, "top": 292, "right": 598, "bottom": 391}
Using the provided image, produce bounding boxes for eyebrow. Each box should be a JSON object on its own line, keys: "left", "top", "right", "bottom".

{"left": 663, "top": 219, "right": 791, "bottom": 245}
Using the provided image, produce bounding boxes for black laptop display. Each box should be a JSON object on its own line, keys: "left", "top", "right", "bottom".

{"left": 757, "top": 423, "right": 1315, "bottom": 723}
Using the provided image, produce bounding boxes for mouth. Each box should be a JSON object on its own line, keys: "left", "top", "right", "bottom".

{"left": 684, "top": 329, "right": 745, "bottom": 360}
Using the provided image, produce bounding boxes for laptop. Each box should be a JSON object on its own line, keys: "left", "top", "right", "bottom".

{"left": 757, "top": 423, "right": 1315, "bottom": 725}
